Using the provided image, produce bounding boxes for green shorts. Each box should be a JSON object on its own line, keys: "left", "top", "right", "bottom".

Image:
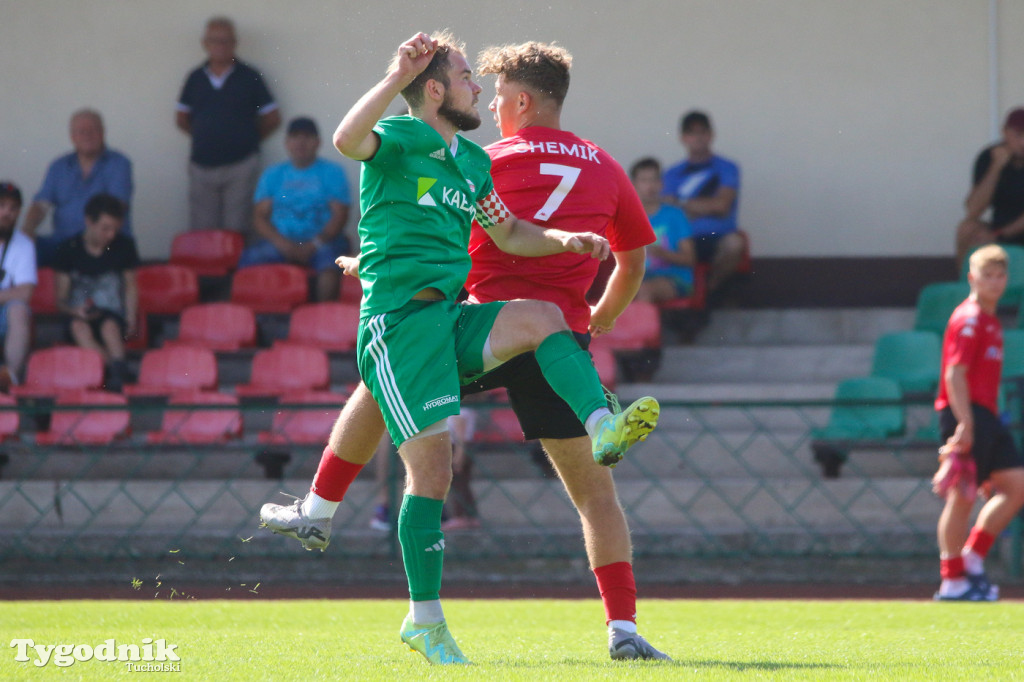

{"left": 357, "top": 299, "right": 506, "bottom": 447}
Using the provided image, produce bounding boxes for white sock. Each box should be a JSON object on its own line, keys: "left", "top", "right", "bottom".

{"left": 301, "top": 492, "right": 339, "bottom": 519}
{"left": 939, "top": 578, "right": 969, "bottom": 597}
{"left": 962, "top": 548, "right": 985, "bottom": 575}
{"left": 609, "top": 619, "right": 637, "bottom": 634}
{"left": 584, "top": 408, "right": 612, "bottom": 438}
{"left": 410, "top": 599, "right": 445, "bottom": 624}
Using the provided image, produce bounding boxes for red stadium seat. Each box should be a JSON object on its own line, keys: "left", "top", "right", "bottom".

{"left": 0, "top": 394, "right": 20, "bottom": 442}
{"left": 590, "top": 302, "right": 662, "bottom": 351}
{"left": 590, "top": 344, "right": 617, "bottom": 390}
{"left": 231, "top": 264, "right": 309, "bottom": 313}
{"left": 658, "top": 265, "right": 708, "bottom": 313}
{"left": 123, "top": 346, "right": 218, "bottom": 397}
{"left": 258, "top": 389, "right": 349, "bottom": 445}
{"left": 30, "top": 267, "right": 58, "bottom": 314}
{"left": 339, "top": 277, "right": 363, "bottom": 305}
{"left": 11, "top": 347, "right": 105, "bottom": 398}
{"left": 473, "top": 407, "right": 525, "bottom": 444}
{"left": 36, "top": 390, "right": 130, "bottom": 446}
{"left": 147, "top": 390, "right": 242, "bottom": 444}
{"left": 165, "top": 303, "right": 257, "bottom": 351}
{"left": 235, "top": 346, "right": 330, "bottom": 398}
{"left": 170, "top": 229, "right": 243, "bottom": 277}
{"left": 136, "top": 264, "right": 200, "bottom": 315}
{"left": 273, "top": 302, "right": 359, "bottom": 352}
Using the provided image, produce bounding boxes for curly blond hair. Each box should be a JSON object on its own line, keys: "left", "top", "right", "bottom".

{"left": 477, "top": 42, "right": 572, "bottom": 106}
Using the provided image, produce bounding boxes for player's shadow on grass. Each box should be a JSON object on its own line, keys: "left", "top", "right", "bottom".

{"left": 681, "top": 659, "right": 843, "bottom": 672}
{"left": 507, "top": 659, "right": 841, "bottom": 670}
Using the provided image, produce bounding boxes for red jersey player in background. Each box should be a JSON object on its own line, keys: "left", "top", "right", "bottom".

{"left": 933, "top": 244, "right": 1024, "bottom": 601}
{"left": 261, "top": 41, "right": 669, "bottom": 660}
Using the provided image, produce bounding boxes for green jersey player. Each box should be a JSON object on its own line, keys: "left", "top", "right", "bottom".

{"left": 261, "top": 31, "right": 660, "bottom": 665}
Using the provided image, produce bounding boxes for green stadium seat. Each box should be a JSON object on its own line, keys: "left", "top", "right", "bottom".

{"left": 913, "top": 281, "right": 969, "bottom": 338}
{"left": 812, "top": 377, "right": 905, "bottom": 443}
{"left": 810, "top": 376, "right": 905, "bottom": 477}
{"left": 871, "top": 330, "right": 941, "bottom": 396}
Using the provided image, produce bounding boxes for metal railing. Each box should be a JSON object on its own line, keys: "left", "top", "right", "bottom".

{"left": 0, "top": 398, "right": 1020, "bottom": 577}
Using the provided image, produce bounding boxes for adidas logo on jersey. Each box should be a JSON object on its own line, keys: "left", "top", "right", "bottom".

{"left": 429, "top": 148, "right": 446, "bottom": 160}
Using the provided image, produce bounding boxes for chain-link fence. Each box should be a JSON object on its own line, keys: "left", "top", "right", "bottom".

{"left": 1, "top": 397, "right": 1021, "bottom": 578}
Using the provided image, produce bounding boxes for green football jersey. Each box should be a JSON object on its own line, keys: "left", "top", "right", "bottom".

{"left": 356, "top": 116, "right": 494, "bottom": 316}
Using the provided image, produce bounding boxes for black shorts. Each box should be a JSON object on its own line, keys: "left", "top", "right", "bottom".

{"left": 461, "top": 331, "right": 592, "bottom": 441}
{"left": 939, "top": 404, "right": 1024, "bottom": 484}
{"left": 694, "top": 233, "right": 726, "bottom": 264}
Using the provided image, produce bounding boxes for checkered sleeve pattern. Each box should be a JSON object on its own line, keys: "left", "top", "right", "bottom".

{"left": 475, "top": 190, "right": 511, "bottom": 229}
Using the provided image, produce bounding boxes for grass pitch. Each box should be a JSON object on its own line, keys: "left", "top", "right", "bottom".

{"left": 2, "top": 598, "right": 1021, "bottom": 681}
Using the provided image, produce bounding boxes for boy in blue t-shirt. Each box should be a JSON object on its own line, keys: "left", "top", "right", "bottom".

{"left": 630, "top": 158, "right": 694, "bottom": 303}
{"left": 238, "top": 117, "right": 351, "bottom": 300}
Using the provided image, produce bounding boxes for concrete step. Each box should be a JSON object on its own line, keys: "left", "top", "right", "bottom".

{"left": 693, "top": 308, "right": 917, "bottom": 346}
{"left": 652, "top": 344, "right": 873, "bottom": 384}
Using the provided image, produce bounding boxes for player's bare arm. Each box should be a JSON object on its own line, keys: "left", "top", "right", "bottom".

{"left": 964, "top": 145, "right": 1010, "bottom": 221}
{"left": 683, "top": 186, "right": 736, "bottom": 218}
{"left": 333, "top": 32, "right": 437, "bottom": 161}
{"left": 478, "top": 193, "right": 608, "bottom": 259}
{"left": 590, "top": 246, "right": 646, "bottom": 337}
{"left": 944, "top": 363, "right": 974, "bottom": 451}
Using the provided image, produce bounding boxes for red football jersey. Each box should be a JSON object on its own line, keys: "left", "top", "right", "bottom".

{"left": 935, "top": 299, "right": 1003, "bottom": 415}
{"left": 465, "top": 126, "right": 655, "bottom": 333}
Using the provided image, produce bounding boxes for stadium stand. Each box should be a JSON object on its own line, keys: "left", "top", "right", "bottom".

{"left": 913, "top": 281, "right": 969, "bottom": 337}
{"left": 166, "top": 303, "right": 258, "bottom": 351}
{"left": 230, "top": 264, "right": 309, "bottom": 314}
{"left": 146, "top": 390, "right": 242, "bottom": 444}
{"left": 169, "top": 229, "right": 243, "bottom": 277}
{"left": 273, "top": 302, "right": 359, "bottom": 352}
{"left": 11, "top": 347, "right": 105, "bottom": 398}
{"left": 869, "top": 330, "right": 941, "bottom": 397}
{"left": 122, "top": 346, "right": 218, "bottom": 397}
{"left": 810, "top": 376, "right": 906, "bottom": 478}
{"left": 35, "top": 390, "right": 130, "bottom": 446}
{"left": 234, "top": 346, "right": 330, "bottom": 398}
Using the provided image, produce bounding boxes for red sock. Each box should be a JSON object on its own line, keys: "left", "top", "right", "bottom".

{"left": 593, "top": 561, "right": 637, "bottom": 625}
{"left": 309, "top": 447, "right": 363, "bottom": 502}
{"left": 940, "top": 556, "right": 966, "bottom": 580}
{"left": 965, "top": 527, "right": 996, "bottom": 558}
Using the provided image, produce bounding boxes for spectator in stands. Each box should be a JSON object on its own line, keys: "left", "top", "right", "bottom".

{"left": 20, "top": 109, "right": 133, "bottom": 267}
{"left": 955, "top": 107, "right": 1024, "bottom": 267}
{"left": 0, "top": 182, "right": 36, "bottom": 391}
{"left": 175, "top": 16, "right": 281, "bottom": 233}
{"left": 630, "top": 157, "right": 694, "bottom": 303}
{"left": 238, "top": 116, "right": 351, "bottom": 301}
{"left": 933, "top": 244, "right": 1024, "bottom": 601}
{"left": 662, "top": 110, "right": 744, "bottom": 295}
{"left": 54, "top": 194, "right": 139, "bottom": 392}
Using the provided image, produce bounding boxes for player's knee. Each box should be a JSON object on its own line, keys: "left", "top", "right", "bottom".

{"left": 506, "top": 299, "right": 567, "bottom": 338}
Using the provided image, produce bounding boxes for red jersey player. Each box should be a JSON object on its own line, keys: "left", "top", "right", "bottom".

{"left": 260, "top": 41, "right": 668, "bottom": 660}
{"left": 933, "top": 244, "right": 1024, "bottom": 601}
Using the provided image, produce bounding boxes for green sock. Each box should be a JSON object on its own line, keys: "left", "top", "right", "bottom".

{"left": 534, "top": 331, "right": 609, "bottom": 425}
{"left": 398, "top": 494, "right": 446, "bottom": 602}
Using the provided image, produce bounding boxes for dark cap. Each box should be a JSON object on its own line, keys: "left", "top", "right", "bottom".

{"left": 1005, "top": 108, "right": 1024, "bottom": 132}
{"left": 0, "top": 181, "right": 22, "bottom": 206}
{"left": 287, "top": 116, "right": 319, "bottom": 136}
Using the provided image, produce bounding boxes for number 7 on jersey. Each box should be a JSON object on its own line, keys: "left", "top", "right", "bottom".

{"left": 533, "top": 163, "right": 581, "bottom": 221}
